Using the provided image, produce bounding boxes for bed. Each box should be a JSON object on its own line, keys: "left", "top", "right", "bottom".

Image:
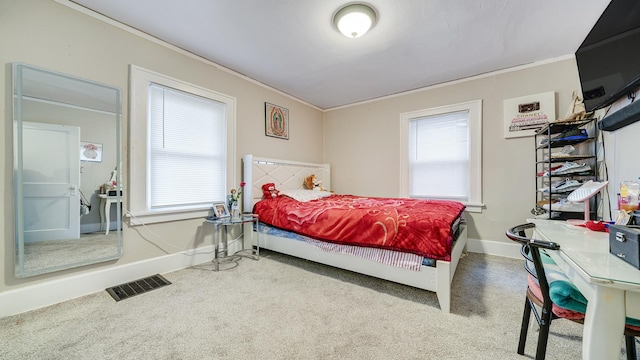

{"left": 242, "top": 154, "right": 468, "bottom": 313}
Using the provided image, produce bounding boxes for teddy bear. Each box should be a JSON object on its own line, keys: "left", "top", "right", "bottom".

{"left": 262, "top": 182, "right": 280, "bottom": 199}
{"left": 303, "top": 174, "right": 326, "bottom": 191}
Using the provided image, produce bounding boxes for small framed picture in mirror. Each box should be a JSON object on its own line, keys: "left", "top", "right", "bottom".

{"left": 80, "top": 142, "right": 103, "bottom": 162}
{"left": 212, "top": 202, "right": 230, "bottom": 218}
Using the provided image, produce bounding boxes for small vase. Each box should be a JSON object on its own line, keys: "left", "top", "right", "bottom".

{"left": 231, "top": 202, "right": 240, "bottom": 220}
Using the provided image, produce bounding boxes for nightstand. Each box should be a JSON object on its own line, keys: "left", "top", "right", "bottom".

{"left": 98, "top": 194, "right": 122, "bottom": 235}
{"left": 204, "top": 213, "right": 260, "bottom": 271}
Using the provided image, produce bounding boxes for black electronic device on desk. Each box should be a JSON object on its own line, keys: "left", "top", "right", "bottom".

{"left": 609, "top": 225, "right": 640, "bottom": 269}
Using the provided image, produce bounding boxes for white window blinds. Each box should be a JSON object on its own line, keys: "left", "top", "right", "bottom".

{"left": 148, "top": 83, "right": 227, "bottom": 211}
{"left": 408, "top": 110, "right": 470, "bottom": 201}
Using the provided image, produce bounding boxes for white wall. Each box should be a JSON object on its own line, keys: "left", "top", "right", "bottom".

{"left": 602, "top": 93, "right": 640, "bottom": 218}
{"left": 0, "top": 0, "right": 323, "bottom": 299}
{"left": 323, "top": 58, "right": 585, "bottom": 246}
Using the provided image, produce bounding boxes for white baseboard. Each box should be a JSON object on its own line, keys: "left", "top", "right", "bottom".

{"left": 467, "top": 238, "right": 521, "bottom": 259}
{"left": 0, "top": 245, "right": 216, "bottom": 318}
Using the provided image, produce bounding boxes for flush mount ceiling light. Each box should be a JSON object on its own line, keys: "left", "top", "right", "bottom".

{"left": 333, "top": 3, "right": 377, "bottom": 38}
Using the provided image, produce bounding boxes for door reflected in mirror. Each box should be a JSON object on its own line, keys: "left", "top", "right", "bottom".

{"left": 13, "top": 63, "right": 122, "bottom": 277}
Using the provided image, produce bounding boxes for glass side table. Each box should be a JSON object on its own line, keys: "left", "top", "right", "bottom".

{"left": 204, "top": 213, "right": 260, "bottom": 271}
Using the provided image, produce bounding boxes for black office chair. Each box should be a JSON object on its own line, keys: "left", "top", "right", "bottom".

{"left": 506, "top": 223, "right": 639, "bottom": 360}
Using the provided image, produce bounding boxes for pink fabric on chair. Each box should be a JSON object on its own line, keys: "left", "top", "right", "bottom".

{"left": 627, "top": 324, "right": 640, "bottom": 331}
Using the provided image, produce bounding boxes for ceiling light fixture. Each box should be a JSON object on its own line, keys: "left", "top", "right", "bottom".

{"left": 333, "top": 3, "right": 377, "bottom": 39}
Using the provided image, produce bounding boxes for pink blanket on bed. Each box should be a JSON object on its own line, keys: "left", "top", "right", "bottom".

{"left": 253, "top": 194, "right": 465, "bottom": 261}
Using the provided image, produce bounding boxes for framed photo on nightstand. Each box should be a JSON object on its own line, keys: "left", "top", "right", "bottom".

{"left": 212, "top": 202, "right": 230, "bottom": 218}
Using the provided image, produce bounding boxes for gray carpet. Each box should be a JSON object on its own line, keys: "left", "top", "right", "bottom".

{"left": 22, "top": 232, "right": 118, "bottom": 273}
{"left": 1, "top": 251, "right": 636, "bottom": 359}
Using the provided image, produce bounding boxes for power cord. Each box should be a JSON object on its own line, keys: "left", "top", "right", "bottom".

{"left": 599, "top": 127, "right": 610, "bottom": 220}
{"left": 123, "top": 208, "right": 243, "bottom": 256}
{"left": 598, "top": 106, "right": 612, "bottom": 221}
{"left": 628, "top": 91, "right": 636, "bottom": 103}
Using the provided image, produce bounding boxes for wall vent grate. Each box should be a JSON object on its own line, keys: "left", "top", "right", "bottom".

{"left": 106, "top": 274, "right": 171, "bottom": 301}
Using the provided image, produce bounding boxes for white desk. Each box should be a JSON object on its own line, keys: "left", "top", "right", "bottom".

{"left": 98, "top": 194, "right": 122, "bottom": 235}
{"left": 529, "top": 219, "right": 640, "bottom": 360}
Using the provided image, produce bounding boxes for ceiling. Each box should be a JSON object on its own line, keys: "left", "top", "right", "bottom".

{"left": 68, "top": 0, "right": 611, "bottom": 110}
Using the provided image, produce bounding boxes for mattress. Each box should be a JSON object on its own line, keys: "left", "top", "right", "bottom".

{"left": 256, "top": 212, "right": 464, "bottom": 271}
{"left": 253, "top": 194, "right": 466, "bottom": 261}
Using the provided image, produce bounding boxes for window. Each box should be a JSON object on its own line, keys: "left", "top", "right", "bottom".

{"left": 400, "top": 100, "right": 482, "bottom": 213}
{"left": 409, "top": 111, "right": 469, "bottom": 199}
{"left": 129, "top": 65, "right": 236, "bottom": 224}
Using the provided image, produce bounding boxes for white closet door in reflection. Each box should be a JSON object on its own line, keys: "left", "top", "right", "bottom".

{"left": 22, "top": 122, "right": 80, "bottom": 242}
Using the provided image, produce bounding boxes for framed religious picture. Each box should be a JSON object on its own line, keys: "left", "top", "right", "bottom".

{"left": 265, "top": 102, "right": 289, "bottom": 140}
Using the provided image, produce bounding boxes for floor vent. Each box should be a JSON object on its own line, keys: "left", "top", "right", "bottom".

{"left": 106, "top": 274, "right": 171, "bottom": 302}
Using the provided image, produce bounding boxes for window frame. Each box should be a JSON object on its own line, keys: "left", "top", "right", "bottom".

{"left": 129, "top": 65, "right": 236, "bottom": 224}
{"left": 399, "top": 100, "right": 483, "bottom": 213}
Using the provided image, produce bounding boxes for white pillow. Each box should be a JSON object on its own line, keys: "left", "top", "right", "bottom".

{"left": 280, "top": 189, "right": 332, "bottom": 202}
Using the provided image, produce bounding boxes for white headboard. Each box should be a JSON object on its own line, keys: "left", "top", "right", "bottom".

{"left": 242, "top": 154, "right": 331, "bottom": 210}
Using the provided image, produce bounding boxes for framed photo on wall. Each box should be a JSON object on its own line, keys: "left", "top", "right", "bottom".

{"left": 265, "top": 102, "right": 289, "bottom": 140}
{"left": 80, "top": 142, "right": 103, "bottom": 162}
{"left": 212, "top": 202, "right": 230, "bottom": 218}
{"left": 503, "top": 91, "right": 556, "bottom": 139}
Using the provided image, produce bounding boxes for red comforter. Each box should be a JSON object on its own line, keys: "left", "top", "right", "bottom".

{"left": 253, "top": 194, "right": 465, "bottom": 261}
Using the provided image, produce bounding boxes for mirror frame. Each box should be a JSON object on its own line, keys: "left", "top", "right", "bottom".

{"left": 12, "top": 63, "right": 123, "bottom": 277}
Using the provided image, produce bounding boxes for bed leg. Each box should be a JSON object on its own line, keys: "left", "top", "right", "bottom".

{"left": 436, "top": 260, "right": 451, "bottom": 313}
{"left": 435, "top": 225, "right": 466, "bottom": 313}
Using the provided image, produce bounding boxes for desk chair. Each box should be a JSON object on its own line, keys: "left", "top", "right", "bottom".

{"left": 506, "top": 223, "right": 639, "bottom": 360}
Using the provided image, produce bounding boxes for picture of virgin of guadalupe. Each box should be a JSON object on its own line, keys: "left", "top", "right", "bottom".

{"left": 267, "top": 104, "right": 288, "bottom": 139}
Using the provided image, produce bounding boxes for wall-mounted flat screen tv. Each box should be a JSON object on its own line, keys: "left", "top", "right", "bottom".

{"left": 576, "top": 0, "right": 640, "bottom": 112}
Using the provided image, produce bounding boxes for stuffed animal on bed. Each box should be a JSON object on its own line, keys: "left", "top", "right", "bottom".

{"left": 262, "top": 183, "right": 280, "bottom": 199}
{"left": 303, "top": 174, "right": 327, "bottom": 191}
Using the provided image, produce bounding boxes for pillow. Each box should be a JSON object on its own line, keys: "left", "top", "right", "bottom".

{"left": 279, "top": 189, "right": 332, "bottom": 202}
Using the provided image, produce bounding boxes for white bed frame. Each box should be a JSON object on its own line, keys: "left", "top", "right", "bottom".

{"left": 242, "top": 154, "right": 467, "bottom": 313}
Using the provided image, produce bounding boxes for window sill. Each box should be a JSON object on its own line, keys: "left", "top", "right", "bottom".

{"left": 463, "top": 203, "right": 484, "bottom": 213}
{"left": 126, "top": 209, "right": 210, "bottom": 225}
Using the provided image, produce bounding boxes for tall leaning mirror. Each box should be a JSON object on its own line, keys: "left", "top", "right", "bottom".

{"left": 13, "top": 63, "right": 122, "bottom": 277}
